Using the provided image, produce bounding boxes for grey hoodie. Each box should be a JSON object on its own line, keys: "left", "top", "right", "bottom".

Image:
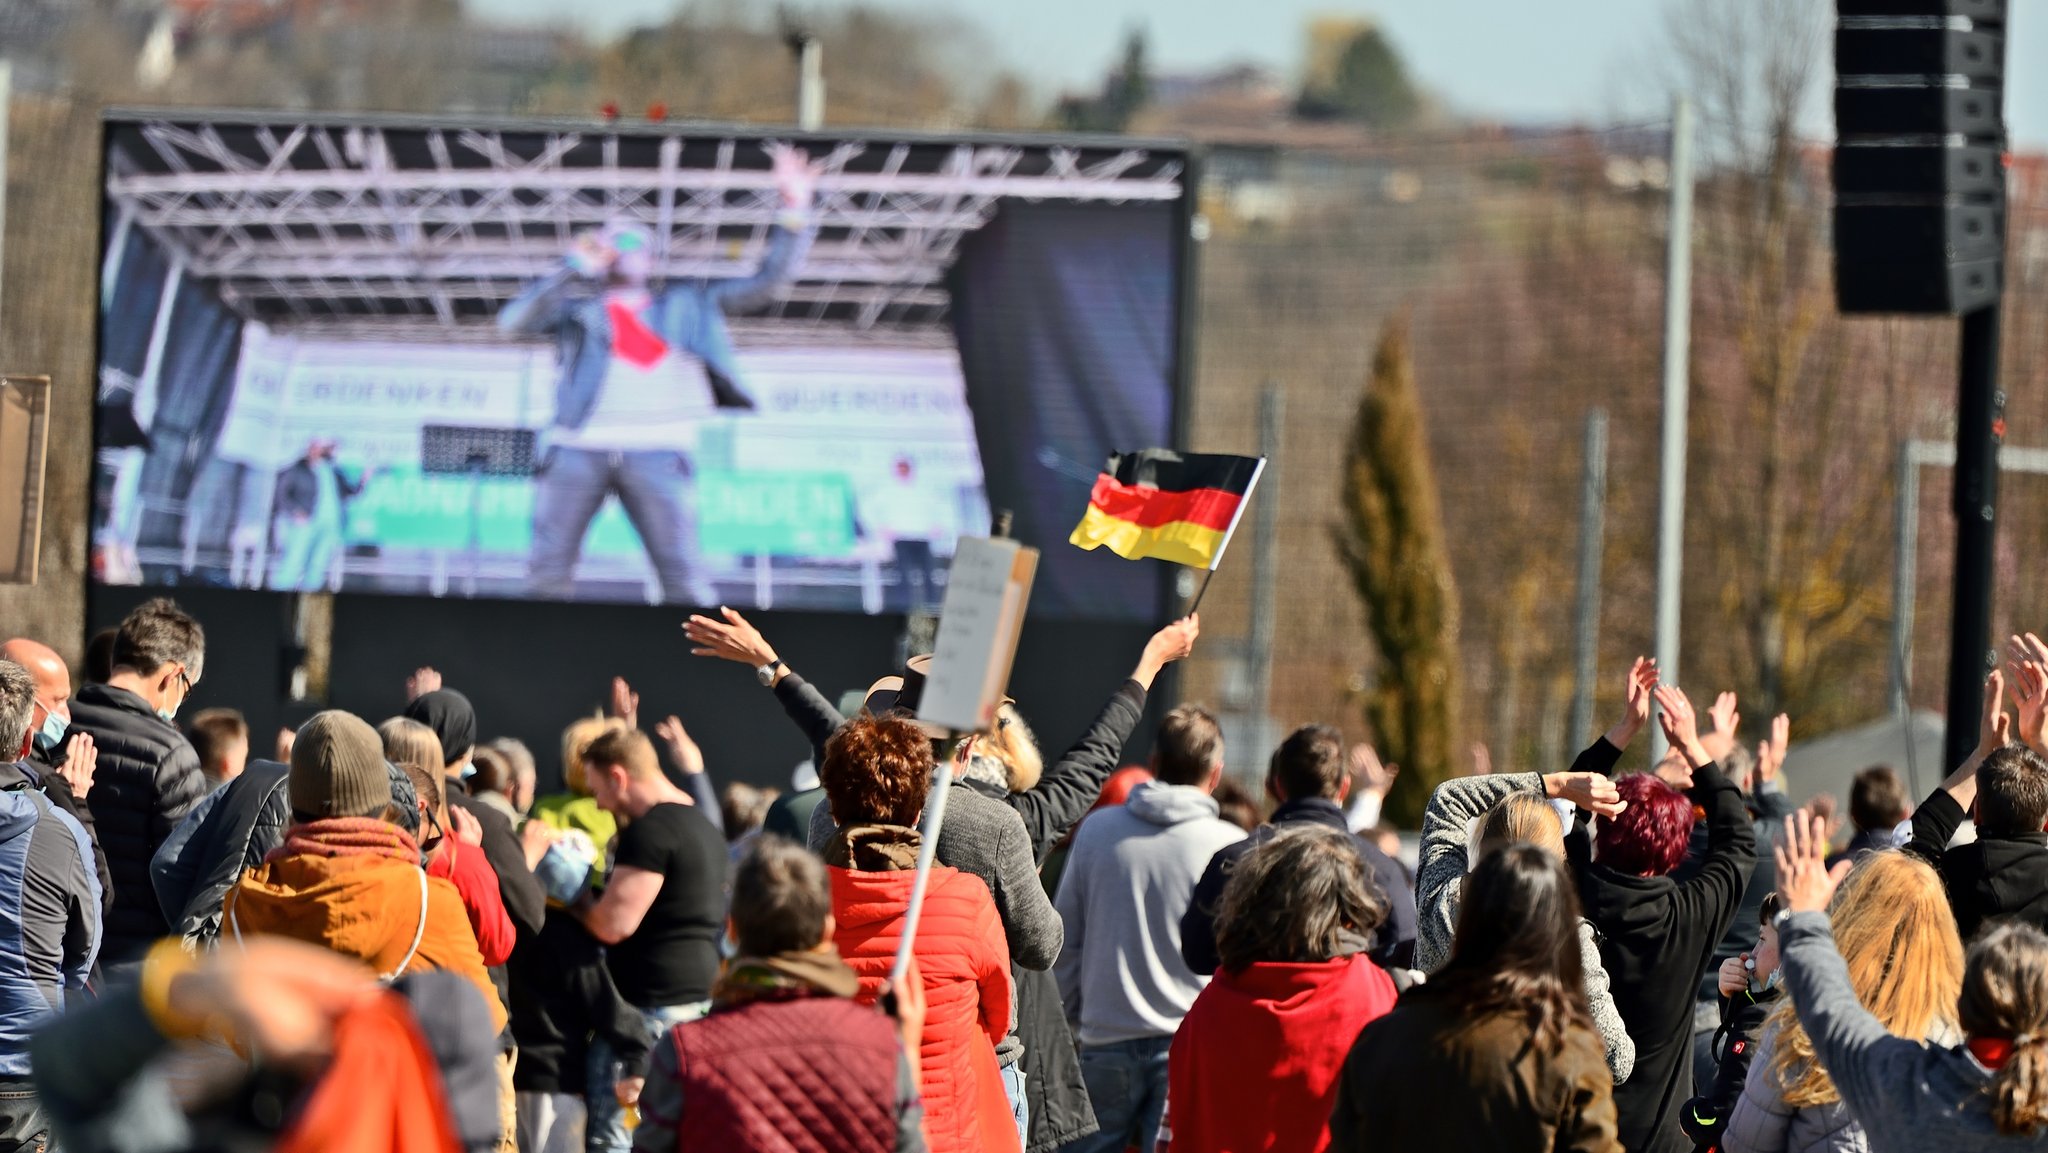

{"left": 1053, "top": 780, "right": 1246, "bottom": 1046}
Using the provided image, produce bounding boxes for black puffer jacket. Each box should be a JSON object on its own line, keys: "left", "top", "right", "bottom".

{"left": 66, "top": 684, "right": 208, "bottom": 963}
{"left": 152, "top": 760, "right": 423, "bottom": 947}
{"left": 150, "top": 760, "right": 290, "bottom": 946}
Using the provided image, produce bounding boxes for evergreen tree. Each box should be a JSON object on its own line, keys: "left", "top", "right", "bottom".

{"left": 1334, "top": 314, "right": 1460, "bottom": 825}
{"left": 1300, "top": 26, "right": 1420, "bottom": 127}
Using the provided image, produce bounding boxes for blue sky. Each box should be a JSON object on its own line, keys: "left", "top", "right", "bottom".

{"left": 472, "top": 0, "right": 2048, "bottom": 147}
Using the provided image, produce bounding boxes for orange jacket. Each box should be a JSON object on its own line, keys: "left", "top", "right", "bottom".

{"left": 227, "top": 853, "right": 508, "bottom": 1032}
{"left": 830, "top": 864, "right": 1018, "bottom": 1153}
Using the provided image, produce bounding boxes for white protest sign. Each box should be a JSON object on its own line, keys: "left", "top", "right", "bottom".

{"left": 916, "top": 536, "right": 1038, "bottom": 734}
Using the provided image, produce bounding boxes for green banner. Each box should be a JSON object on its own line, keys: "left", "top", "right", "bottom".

{"left": 345, "top": 466, "right": 858, "bottom": 558}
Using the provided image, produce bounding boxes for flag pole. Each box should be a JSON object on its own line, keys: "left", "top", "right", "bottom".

{"left": 886, "top": 734, "right": 974, "bottom": 992}
{"left": 1187, "top": 569, "right": 1218, "bottom": 615}
{"left": 1182, "top": 456, "right": 1266, "bottom": 619}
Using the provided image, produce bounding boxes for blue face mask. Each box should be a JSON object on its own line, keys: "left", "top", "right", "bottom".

{"left": 30, "top": 706, "right": 64, "bottom": 756}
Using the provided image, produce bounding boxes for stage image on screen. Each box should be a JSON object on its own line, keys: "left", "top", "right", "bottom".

{"left": 92, "top": 117, "right": 1185, "bottom": 619}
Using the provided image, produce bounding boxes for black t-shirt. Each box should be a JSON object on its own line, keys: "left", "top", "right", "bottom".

{"left": 605, "top": 802, "right": 728, "bottom": 1008}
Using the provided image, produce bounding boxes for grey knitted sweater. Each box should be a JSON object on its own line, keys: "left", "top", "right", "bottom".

{"left": 1416, "top": 771, "right": 1637, "bottom": 1083}
{"left": 1774, "top": 910, "right": 2048, "bottom": 1153}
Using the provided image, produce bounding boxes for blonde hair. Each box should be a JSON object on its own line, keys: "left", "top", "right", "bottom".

{"left": 1477, "top": 792, "right": 1566, "bottom": 860}
{"left": 378, "top": 717, "right": 446, "bottom": 821}
{"left": 560, "top": 714, "right": 628, "bottom": 795}
{"left": 983, "top": 703, "right": 1044, "bottom": 793}
{"left": 1766, "top": 851, "right": 1963, "bottom": 1107}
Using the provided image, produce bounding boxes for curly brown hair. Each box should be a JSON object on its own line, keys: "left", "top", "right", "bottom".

{"left": 822, "top": 713, "right": 934, "bottom": 828}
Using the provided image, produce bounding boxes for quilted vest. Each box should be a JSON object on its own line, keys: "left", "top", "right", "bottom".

{"left": 667, "top": 995, "right": 901, "bottom": 1153}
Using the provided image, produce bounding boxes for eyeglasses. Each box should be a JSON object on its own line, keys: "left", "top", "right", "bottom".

{"left": 420, "top": 807, "right": 446, "bottom": 854}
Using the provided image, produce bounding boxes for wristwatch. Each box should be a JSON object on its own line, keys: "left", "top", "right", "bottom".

{"left": 755, "top": 660, "right": 785, "bottom": 687}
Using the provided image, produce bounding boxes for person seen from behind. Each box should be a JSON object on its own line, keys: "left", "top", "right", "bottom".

{"left": 1054, "top": 703, "right": 1246, "bottom": 1153}
{"left": 223, "top": 710, "right": 506, "bottom": 1033}
{"left": 1904, "top": 663, "right": 2048, "bottom": 940}
{"left": 635, "top": 835, "right": 930, "bottom": 1152}
{"left": 1158, "top": 826, "right": 1396, "bottom": 1153}
{"left": 1570, "top": 683, "right": 1757, "bottom": 1153}
{"left": 1181, "top": 725, "right": 1422, "bottom": 977}
{"left": 1331, "top": 842, "right": 1621, "bottom": 1152}
{"left": 570, "top": 726, "right": 729, "bottom": 1153}
{"left": 382, "top": 718, "right": 518, "bottom": 969}
{"left": 1771, "top": 810, "right": 2048, "bottom": 1150}
{"left": 820, "top": 713, "right": 1018, "bottom": 1153}
{"left": 1828, "top": 766, "right": 1910, "bottom": 868}
{"left": 186, "top": 708, "right": 248, "bottom": 790}
{"left": 1720, "top": 850, "right": 1962, "bottom": 1153}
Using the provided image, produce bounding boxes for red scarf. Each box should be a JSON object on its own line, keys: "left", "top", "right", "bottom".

{"left": 606, "top": 298, "right": 670, "bottom": 368}
{"left": 271, "top": 818, "right": 420, "bottom": 865}
{"left": 1971, "top": 1036, "right": 2018, "bottom": 1070}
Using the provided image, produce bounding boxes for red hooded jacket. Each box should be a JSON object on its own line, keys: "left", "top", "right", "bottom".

{"left": 1164, "top": 955, "right": 1397, "bottom": 1153}
{"left": 830, "top": 864, "right": 1019, "bottom": 1153}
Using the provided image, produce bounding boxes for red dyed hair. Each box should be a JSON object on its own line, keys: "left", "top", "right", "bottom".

{"left": 1594, "top": 773, "right": 1694, "bottom": 877}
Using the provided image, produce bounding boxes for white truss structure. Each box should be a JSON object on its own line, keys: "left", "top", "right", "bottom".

{"left": 104, "top": 120, "right": 1185, "bottom": 333}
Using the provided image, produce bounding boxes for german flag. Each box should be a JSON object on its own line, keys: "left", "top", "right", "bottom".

{"left": 1068, "top": 450, "right": 1266, "bottom": 570}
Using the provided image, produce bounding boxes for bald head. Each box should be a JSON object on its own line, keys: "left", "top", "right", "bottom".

{"left": 0, "top": 640, "right": 69, "bottom": 719}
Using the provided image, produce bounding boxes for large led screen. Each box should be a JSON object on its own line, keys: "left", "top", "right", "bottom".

{"left": 92, "top": 116, "right": 1186, "bottom": 619}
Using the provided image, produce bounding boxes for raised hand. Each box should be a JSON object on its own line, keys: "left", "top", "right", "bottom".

{"left": 1606, "top": 656, "right": 1660, "bottom": 748}
{"left": 655, "top": 715, "right": 704, "bottom": 776}
{"left": 1702, "top": 691, "right": 1741, "bottom": 763}
{"left": 684, "top": 607, "right": 780, "bottom": 668}
{"left": 1775, "top": 812, "right": 1853, "bottom": 915}
{"left": 449, "top": 805, "right": 485, "bottom": 847}
{"left": 1471, "top": 742, "right": 1493, "bottom": 777}
{"left": 1757, "top": 713, "right": 1790, "bottom": 786}
{"left": 1654, "top": 683, "right": 1709, "bottom": 768}
{"left": 1544, "top": 771, "right": 1626, "bottom": 817}
{"left": 1981, "top": 667, "right": 2014, "bottom": 760}
{"left": 1350, "top": 743, "right": 1399, "bottom": 799}
{"left": 608, "top": 677, "right": 640, "bottom": 731}
{"left": 1135, "top": 615, "right": 1200, "bottom": 688}
{"left": 766, "top": 141, "right": 825, "bottom": 211}
{"left": 405, "top": 667, "right": 442, "bottom": 702}
{"left": 56, "top": 732, "right": 96, "bottom": 800}
{"left": 2006, "top": 634, "right": 2048, "bottom": 753}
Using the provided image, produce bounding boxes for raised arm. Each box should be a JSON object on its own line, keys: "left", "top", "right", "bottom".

{"left": 708, "top": 143, "right": 820, "bottom": 310}
{"left": 686, "top": 607, "right": 846, "bottom": 767}
{"left": 1908, "top": 667, "right": 2007, "bottom": 864}
{"left": 1415, "top": 771, "right": 1622, "bottom": 973}
{"left": 1662, "top": 685, "right": 1757, "bottom": 930}
{"left": 1006, "top": 617, "right": 1198, "bottom": 859}
{"left": 1773, "top": 813, "right": 1925, "bottom": 1126}
{"left": 496, "top": 266, "right": 578, "bottom": 336}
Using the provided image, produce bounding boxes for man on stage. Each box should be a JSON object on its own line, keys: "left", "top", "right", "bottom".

{"left": 499, "top": 142, "right": 820, "bottom": 605}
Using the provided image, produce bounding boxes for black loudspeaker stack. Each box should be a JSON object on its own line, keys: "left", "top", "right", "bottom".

{"left": 1834, "top": 0, "right": 2008, "bottom": 314}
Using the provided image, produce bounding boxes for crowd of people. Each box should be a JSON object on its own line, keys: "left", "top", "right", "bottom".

{"left": 9, "top": 597, "right": 2048, "bottom": 1152}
